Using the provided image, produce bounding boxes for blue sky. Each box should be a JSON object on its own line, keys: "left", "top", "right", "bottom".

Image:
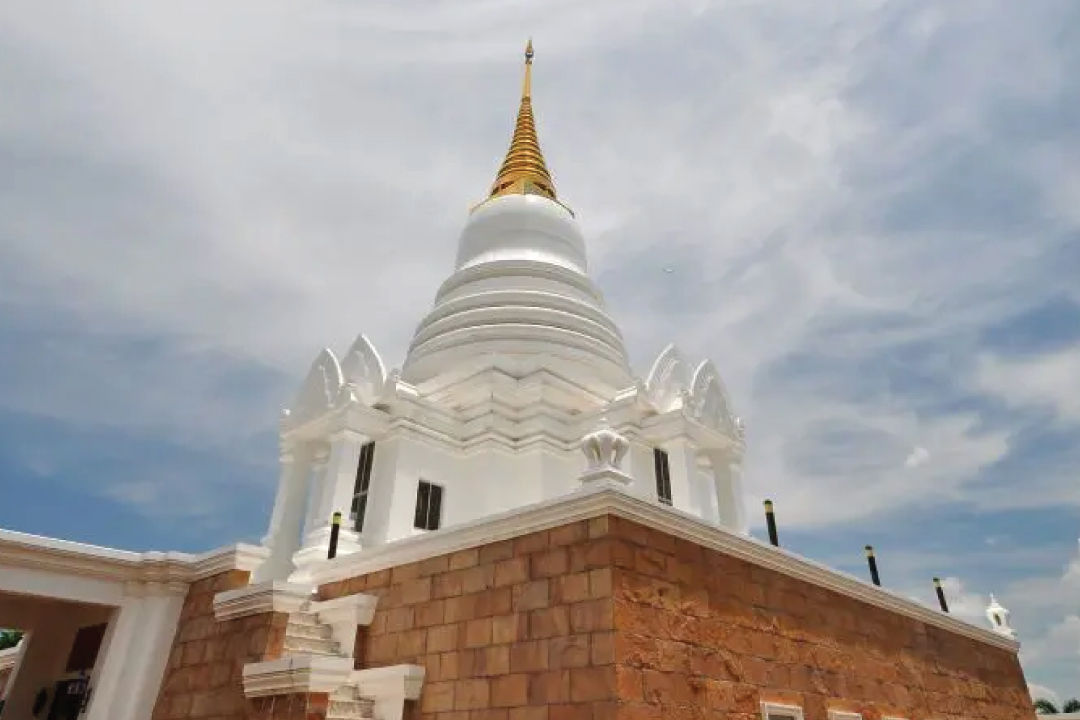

{"left": 2, "top": 0, "right": 1079, "bottom": 703}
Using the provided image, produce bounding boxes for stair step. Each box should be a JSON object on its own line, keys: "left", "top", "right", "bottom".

{"left": 283, "top": 635, "right": 341, "bottom": 656}
{"left": 328, "top": 688, "right": 374, "bottom": 720}
{"left": 286, "top": 621, "right": 333, "bottom": 640}
{"left": 327, "top": 698, "right": 374, "bottom": 719}
{"left": 291, "top": 611, "right": 324, "bottom": 627}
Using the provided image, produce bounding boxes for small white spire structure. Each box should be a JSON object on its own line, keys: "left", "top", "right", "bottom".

{"left": 985, "top": 594, "right": 1017, "bottom": 638}
{"left": 578, "top": 417, "right": 631, "bottom": 488}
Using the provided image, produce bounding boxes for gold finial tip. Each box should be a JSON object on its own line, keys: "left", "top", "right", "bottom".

{"left": 475, "top": 35, "right": 571, "bottom": 213}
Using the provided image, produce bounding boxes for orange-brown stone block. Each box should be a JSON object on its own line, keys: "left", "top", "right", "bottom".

{"left": 318, "top": 515, "right": 1035, "bottom": 720}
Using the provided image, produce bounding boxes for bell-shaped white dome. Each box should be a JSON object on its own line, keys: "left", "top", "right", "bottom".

{"left": 402, "top": 194, "right": 632, "bottom": 393}
{"left": 455, "top": 193, "right": 587, "bottom": 274}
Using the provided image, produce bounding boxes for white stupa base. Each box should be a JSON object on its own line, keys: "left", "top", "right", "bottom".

{"left": 577, "top": 467, "right": 632, "bottom": 489}
{"left": 289, "top": 526, "right": 363, "bottom": 585}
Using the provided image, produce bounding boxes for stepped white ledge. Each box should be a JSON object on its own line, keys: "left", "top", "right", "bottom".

{"left": 309, "top": 593, "right": 380, "bottom": 659}
{"left": 352, "top": 665, "right": 425, "bottom": 720}
{"left": 213, "top": 580, "right": 314, "bottom": 622}
{"left": 242, "top": 654, "right": 355, "bottom": 698}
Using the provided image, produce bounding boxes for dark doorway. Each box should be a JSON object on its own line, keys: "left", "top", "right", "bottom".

{"left": 45, "top": 678, "right": 89, "bottom": 720}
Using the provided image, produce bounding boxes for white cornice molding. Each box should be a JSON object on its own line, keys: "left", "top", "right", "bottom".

{"left": 213, "top": 581, "right": 313, "bottom": 622}
{"left": 0, "top": 530, "right": 269, "bottom": 587}
{"left": 640, "top": 409, "right": 741, "bottom": 453}
{"left": 308, "top": 486, "right": 1020, "bottom": 654}
{"left": 284, "top": 402, "right": 393, "bottom": 443}
{"left": 242, "top": 655, "right": 354, "bottom": 698}
{"left": 184, "top": 543, "right": 270, "bottom": 581}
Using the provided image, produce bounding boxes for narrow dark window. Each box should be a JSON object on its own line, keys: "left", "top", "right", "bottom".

{"left": 653, "top": 448, "right": 673, "bottom": 506}
{"left": 351, "top": 442, "right": 376, "bottom": 532}
{"left": 413, "top": 480, "right": 443, "bottom": 531}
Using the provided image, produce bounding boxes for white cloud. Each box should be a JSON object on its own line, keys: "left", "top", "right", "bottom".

{"left": 0, "top": 0, "right": 1077, "bottom": 534}
{"left": 934, "top": 575, "right": 988, "bottom": 625}
{"left": 904, "top": 446, "right": 930, "bottom": 468}
{"left": 974, "top": 343, "right": 1080, "bottom": 426}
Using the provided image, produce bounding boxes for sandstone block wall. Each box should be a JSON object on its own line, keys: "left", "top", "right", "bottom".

{"left": 321, "top": 514, "right": 1034, "bottom": 720}
{"left": 321, "top": 517, "right": 620, "bottom": 720}
{"left": 605, "top": 517, "right": 1033, "bottom": 720}
{"left": 150, "top": 570, "right": 322, "bottom": 720}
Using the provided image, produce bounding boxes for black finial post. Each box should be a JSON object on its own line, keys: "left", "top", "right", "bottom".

{"left": 865, "top": 545, "right": 881, "bottom": 586}
{"left": 764, "top": 500, "right": 780, "bottom": 547}
{"left": 327, "top": 512, "right": 342, "bottom": 560}
{"left": 934, "top": 577, "right": 950, "bottom": 613}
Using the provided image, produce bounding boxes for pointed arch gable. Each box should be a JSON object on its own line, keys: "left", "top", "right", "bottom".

{"left": 289, "top": 348, "right": 343, "bottom": 424}
{"left": 644, "top": 343, "right": 691, "bottom": 413}
{"left": 340, "top": 333, "right": 388, "bottom": 405}
{"left": 689, "top": 359, "right": 736, "bottom": 434}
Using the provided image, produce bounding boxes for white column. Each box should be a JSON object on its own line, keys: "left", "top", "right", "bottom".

{"left": 302, "top": 447, "right": 330, "bottom": 539}
{"left": 717, "top": 455, "right": 743, "bottom": 535}
{"left": 255, "top": 444, "right": 313, "bottom": 582}
{"left": 291, "top": 429, "right": 367, "bottom": 579}
{"left": 380, "top": 436, "right": 431, "bottom": 544}
{"left": 624, "top": 442, "right": 656, "bottom": 500}
{"left": 707, "top": 450, "right": 747, "bottom": 534}
{"left": 88, "top": 583, "right": 186, "bottom": 720}
{"left": 82, "top": 587, "right": 146, "bottom": 720}
{"left": 662, "top": 438, "right": 700, "bottom": 515}
{"left": 359, "top": 435, "right": 400, "bottom": 546}
{"left": 315, "top": 429, "right": 367, "bottom": 531}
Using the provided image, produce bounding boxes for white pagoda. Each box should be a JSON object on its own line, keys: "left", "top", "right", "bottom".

{"left": 256, "top": 40, "right": 748, "bottom": 584}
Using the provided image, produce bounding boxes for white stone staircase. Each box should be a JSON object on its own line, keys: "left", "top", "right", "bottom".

{"left": 214, "top": 581, "right": 424, "bottom": 720}
{"left": 284, "top": 605, "right": 345, "bottom": 657}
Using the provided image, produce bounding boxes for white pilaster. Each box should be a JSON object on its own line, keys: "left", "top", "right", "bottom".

{"left": 380, "top": 437, "right": 422, "bottom": 545}
{"left": 316, "top": 429, "right": 368, "bottom": 532}
{"left": 662, "top": 438, "right": 699, "bottom": 514}
{"left": 84, "top": 581, "right": 186, "bottom": 720}
{"left": 722, "top": 455, "right": 747, "bottom": 534}
{"left": 625, "top": 441, "right": 657, "bottom": 500}
{"left": 303, "top": 447, "right": 331, "bottom": 540}
{"left": 255, "top": 445, "right": 313, "bottom": 583}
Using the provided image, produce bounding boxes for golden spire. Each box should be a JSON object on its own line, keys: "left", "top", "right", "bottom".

{"left": 484, "top": 39, "right": 561, "bottom": 206}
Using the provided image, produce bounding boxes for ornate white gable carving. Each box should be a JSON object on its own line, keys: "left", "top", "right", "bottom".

{"left": 340, "top": 334, "right": 388, "bottom": 406}
{"left": 289, "top": 349, "right": 344, "bottom": 426}
{"left": 688, "top": 359, "right": 737, "bottom": 435}
{"left": 644, "top": 344, "right": 691, "bottom": 412}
